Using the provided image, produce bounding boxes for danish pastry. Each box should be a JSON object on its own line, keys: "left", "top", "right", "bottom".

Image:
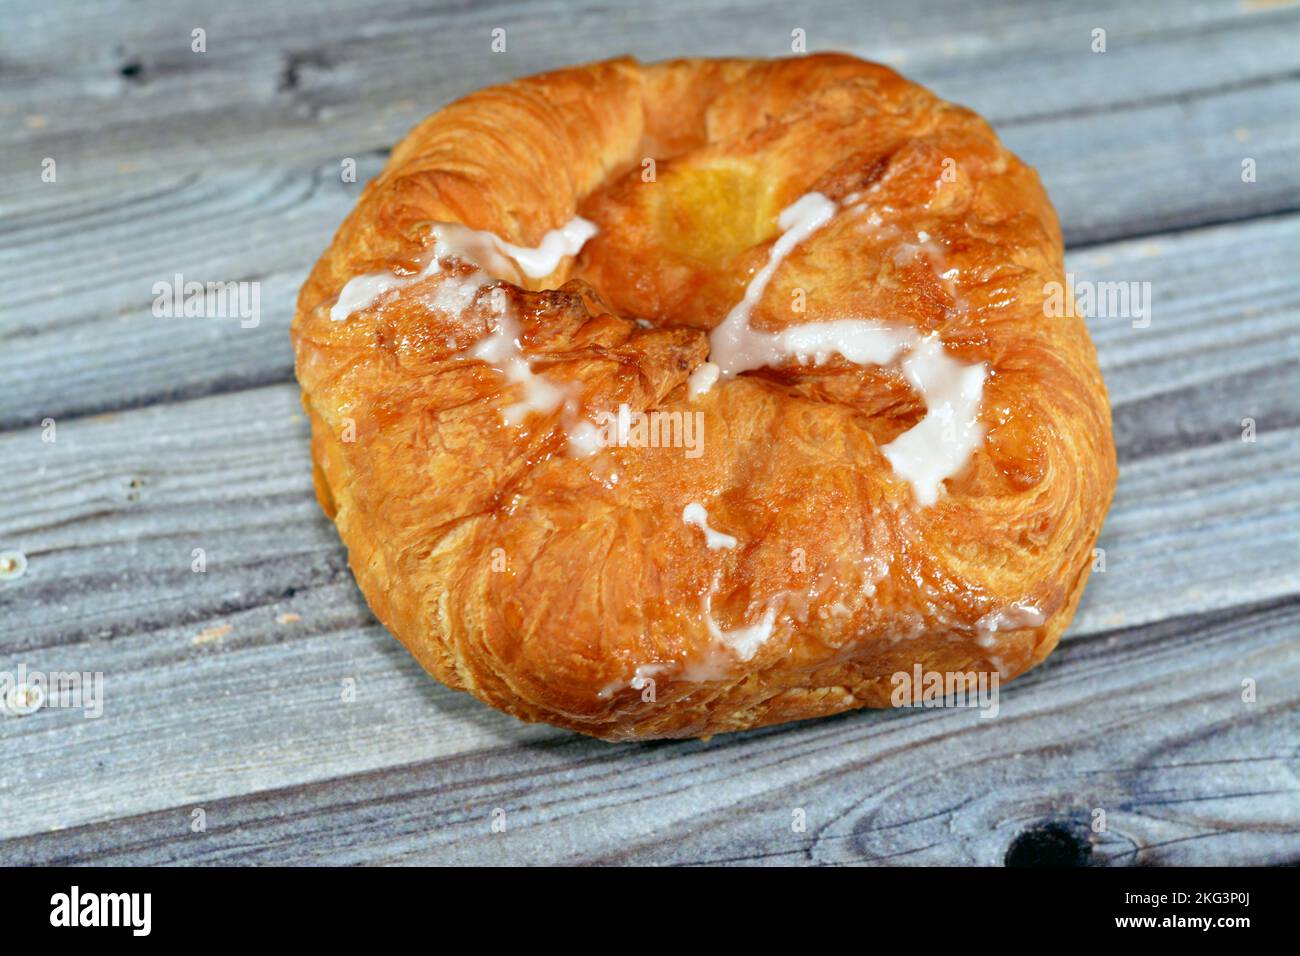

{"left": 292, "top": 54, "right": 1117, "bottom": 740}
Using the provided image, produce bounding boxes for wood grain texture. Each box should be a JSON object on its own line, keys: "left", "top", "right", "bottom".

{"left": 1, "top": 0, "right": 1297, "bottom": 865}
{"left": 3, "top": 0, "right": 1297, "bottom": 215}
{"left": 3, "top": 0, "right": 1298, "bottom": 230}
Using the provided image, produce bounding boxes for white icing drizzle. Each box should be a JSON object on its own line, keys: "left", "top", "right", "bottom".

{"left": 779, "top": 319, "right": 913, "bottom": 367}
{"left": 430, "top": 218, "right": 598, "bottom": 280}
{"left": 328, "top": 195, "right": 987, "bottom": 504}
{"left": 565, "top": 420, "right": 604, "bottom": 457}
{"left": 597, "top": 594, "right": 779, "bottom": 695}
{"left": 704, "top": 599, "right": 778, "bottom": 663}
{"left": 882, "top": 336, "right": 988, "bottom": 506}
{"left": 418, "top": 266, "right": 491, "bottom": 316}
{"left": 697, "top": 191, "right": 988, "bottom": 506}
{"left": 682, "top": 502, "right": 738, "bottom": 550}
{"left": 328, "top": 216, "right": 599, "bottom": 436}
{"left": 470, "top": 306, "right": 568, "bottom": 426}
{"left": 975, "top": 602, "right": 1046, "bottom": 648}
{"left": 597, "top": 662, "right": 671, "bottom": 700}
{"left": 495, "top": 219, "right": 598, "bottom": 278}
{"left": 328, "top": 216, "right": 596, "bottom": 322}
{"left": 687, "top": 361, "right": 720, "bottom": 398}
{"left": 630, "top": 663, "right": 668, "bottom": 689}
{"left": 330, "top": 256, "right": 442, "bottom": 323}
{"left": 691, "top": 571, "right": 781, "bottom": 675}
{"left": 707, "top": 192, "right": 839, "bottom": 377}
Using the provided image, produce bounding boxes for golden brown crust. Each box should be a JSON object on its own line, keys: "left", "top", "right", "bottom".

{"left": 292, "top": 54, "right": 1117, "bottom": 740}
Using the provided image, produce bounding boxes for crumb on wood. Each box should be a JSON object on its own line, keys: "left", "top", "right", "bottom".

{"left": 194, "top": 623, "right": 233, "bottom": 645}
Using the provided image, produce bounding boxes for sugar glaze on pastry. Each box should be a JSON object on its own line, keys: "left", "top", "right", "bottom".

{"left": 334, "top": 190, "right": 988, "bottom": 505}
{"left": 682, "top": 502, "right": 738, "bottom": 550}
{"left": 702, "top": 190, "right": 988, "bottom": 505}
{"left": 293, "top": 54, "right": 1118, "bottom": 740}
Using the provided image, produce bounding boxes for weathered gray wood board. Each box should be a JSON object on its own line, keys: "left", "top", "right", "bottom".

{"left": 1, "top": 0, "right": 1297, "bottom": 865}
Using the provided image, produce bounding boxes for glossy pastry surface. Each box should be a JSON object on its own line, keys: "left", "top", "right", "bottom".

{"left": 293, "top": 54, "right": 1117, "bottom": 740}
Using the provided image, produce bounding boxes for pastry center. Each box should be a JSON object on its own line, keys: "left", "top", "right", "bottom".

{"left": 652, "top": 161, "right": 780, "bottom": 267}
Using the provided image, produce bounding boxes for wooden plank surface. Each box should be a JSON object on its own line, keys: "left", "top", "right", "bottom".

{"left": 1, "top": 0, "right": 1298, "bottom": 865}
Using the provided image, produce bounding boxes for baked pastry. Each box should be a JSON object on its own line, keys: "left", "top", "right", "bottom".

{"left": 293, "top": 54, "right": 1117, "bottom": 740}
